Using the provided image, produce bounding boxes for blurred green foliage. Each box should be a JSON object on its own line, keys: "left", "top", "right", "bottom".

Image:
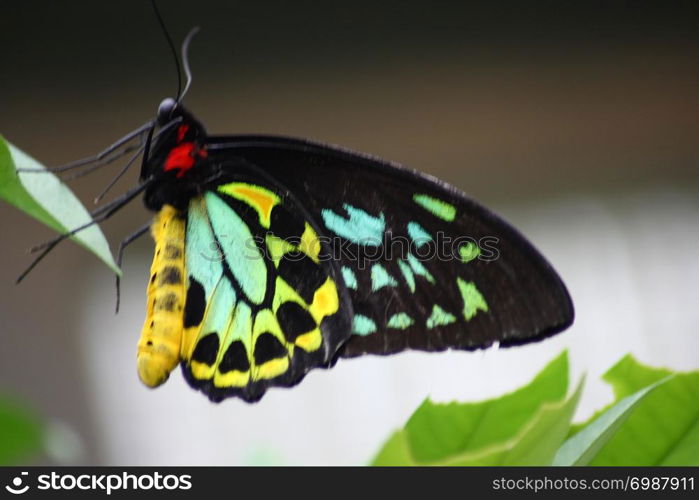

{"left": 0, "top": 396, "right": 42, "bottom": 465}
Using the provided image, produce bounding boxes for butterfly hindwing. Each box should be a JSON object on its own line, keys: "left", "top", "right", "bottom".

{"left": 203, "top": 135, "right": 574, "bottom": 358}
{"left": 178, "top": 178, "right": 352, "bottom": 402}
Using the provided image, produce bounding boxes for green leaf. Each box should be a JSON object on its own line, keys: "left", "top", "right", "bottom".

{"left": 371, "top": 351, "right": 584, "bottom": 465}
{"left": 442, "top": 378, "right": 583, "bottom": 466}
{"left": 0, "top": 396, "right": 43, "bottom": 465}
{"left": 371, "top": 431, "right": 413, "bottom": 466}
{"left": 585, "top": 356, "right": 699, "bottom": 466}
{"left": 0, "top": 135, "right": 120, "bottom": 275}
{"left": 406, "top": 351, "right": 569, "bottom": 462}
{"left": 553, "top": 377, "right": 669, "bottom": 466}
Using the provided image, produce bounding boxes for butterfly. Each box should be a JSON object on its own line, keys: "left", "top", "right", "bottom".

{"left": 22, "top": 26, "right": 573, "bottom": 404}
{"left": 116, "top": 92, "right": 572, "bottom": 402}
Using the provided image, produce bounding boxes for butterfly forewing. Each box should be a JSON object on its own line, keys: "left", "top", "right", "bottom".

{"left": 204, "top": 136, "right": 574, "bottom": 359}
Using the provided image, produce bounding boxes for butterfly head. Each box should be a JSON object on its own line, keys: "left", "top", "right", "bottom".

{"left": 155, "top": 98, "right": 201, "bottom": 132}
{"left": 148, "top": 100, "right": 208, "bottom": 177}
{"left": 141, "top": 100, "right": 210, "bottom": 210}
{"left": 157, "top": 97, "right": 178, "bottom": 126}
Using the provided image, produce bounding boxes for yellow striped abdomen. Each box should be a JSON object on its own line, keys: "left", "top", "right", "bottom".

{"left": 137, "top": 205, "right": 186, "bottom": 387}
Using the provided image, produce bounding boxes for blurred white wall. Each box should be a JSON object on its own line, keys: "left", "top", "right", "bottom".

{"left": 77, "top": 186, "right": 699, "bottom": 465}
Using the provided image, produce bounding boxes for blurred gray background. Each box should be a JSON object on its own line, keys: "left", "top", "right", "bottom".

{"left": 1, "top": 1, "right": 698, "bottom": 464}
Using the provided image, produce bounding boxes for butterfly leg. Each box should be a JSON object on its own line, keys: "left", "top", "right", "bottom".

{"left": 29, "top": 181, "right": 150, "bottom": 254}
{"left": 115, "top": 222, "right": 151, "bottom": 313}
{"left": 61, "top": 140, "right": 145, "bottom": 181}
{"left": 16, "top": 121, "right": 154, "bottom": 175}
{"left": 17, "top": 182, "right": 151, "bottom": 284}
{"left": 94, "top": 125, "right": 155, "bottom": 203}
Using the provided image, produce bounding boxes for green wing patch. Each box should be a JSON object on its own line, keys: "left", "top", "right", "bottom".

{"left": 180, "top": 183, "right": 350, "bottom": 402}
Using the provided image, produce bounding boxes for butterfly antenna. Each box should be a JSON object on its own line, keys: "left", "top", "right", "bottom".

{"left": 151, "top": 0, "right": 182, "bottom": 101}
{"left": 179, "top": 27, "right": 200, "bottom": 102}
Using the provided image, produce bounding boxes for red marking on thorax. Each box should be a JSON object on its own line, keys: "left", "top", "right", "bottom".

{"left": 176, "top": 124, "right": 190, "bottom": 142}
{"left": 163, "top": 124, "right": 208, "bottom": 178}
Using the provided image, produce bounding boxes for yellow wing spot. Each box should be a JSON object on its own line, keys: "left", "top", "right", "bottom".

{"left": 250, "top": 309, "right": 293, "bottom": 381}
{"left": 181, "top": 325, "right": 199, "bottom": 360}
{"left": 189, "top": 360, "right": 217, "bottom": 381}
{"left": 309, "top": 278, "right": 340, "bottom": 324}
{"left": 252, "top": 308, "right": 285, "bottom": 341}
{"left": 295, "top": 327, "right": 322, "bottom": 352}
{"left": 214, "top": 369, "right": 250, "bottom": 388}
{"left": 298, "top": 223, "right": 321, "bottom": 263}
{"left": 218, "top": 182, "right": 280, "bottom": 228}
{"left": 137, "top": 205, "right": 187, "bottom": 388}
{"left": 255, "top": 358, "right": 289, "bottom": 380}
{"left": 272, "top": 277, "right": 306, "bottom": 313}
{"left": 265, "top": 234, "right": 297, "bottom": 268}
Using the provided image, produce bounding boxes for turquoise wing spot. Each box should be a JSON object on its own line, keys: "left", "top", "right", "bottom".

{"left": 213, "top": 301, "right": 253, "bottom": 388}
{"left": 406, "top": 253, "right": 435, "bottom": 284}
{"left": 352, "top": 315, "right": 377, "bottom": 336}
{"left": 371, "top": 264, "right": 398, "bottom": 291}
{"left": 407, "top": 221, "right": 433, "bottom": 249}
{"left": 226, "top": 301, "right": 253, "bottom": 353}
{"left": 397, "top": 260, "right": 416, "bottom": 293}
{"left": 457, "top": 278, "right": 489, "bottom": 320}
{"left": 459, "top": 242, "right": 480, "bottom": 263}
{"left": 203, "top": 279, "right": 237, "bottom": 356}
{"left": 205, "top": 192, "right": 267, "bottom": 305}
{"left": 321, "top": 204, "right": 385, "bottom": 246}
{"left": 413, "top": 194, "right": 456, "bottom": 221}
{"left": 387, "top": 313, "right": 414, "bottom": 329}
{"left": 341, "top": 266, "right": 358, "bottom": 290}
{"left": 186, "top": 198, "right": 224, "bottom": 297}
{"left": 426, "top": 305, "right": 457, "bottom": 329}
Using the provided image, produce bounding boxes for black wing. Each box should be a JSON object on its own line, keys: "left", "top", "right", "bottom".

{"left": 205, "top": 134, "right": 574, "bottom": 358}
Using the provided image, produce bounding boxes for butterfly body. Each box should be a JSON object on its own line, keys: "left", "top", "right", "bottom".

{"left": 135, "top": 100, "right": 573, "bottom": 402}
{"left": 138, "top": 205, "right": 186, "bottom": 387}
